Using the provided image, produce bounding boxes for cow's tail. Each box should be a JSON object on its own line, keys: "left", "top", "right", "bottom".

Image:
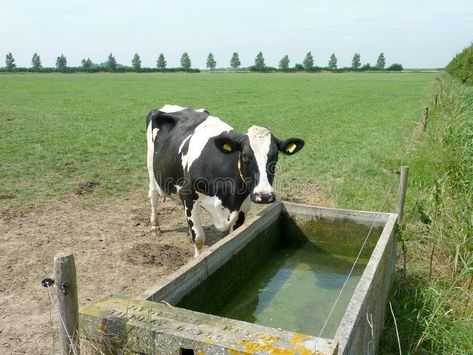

{"left": 146, "top": 110, "right": 162, "bottom": 231}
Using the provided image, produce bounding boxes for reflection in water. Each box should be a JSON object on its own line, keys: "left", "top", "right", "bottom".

{"left": 217, "top": 241, "right": 368, "bottom": 338}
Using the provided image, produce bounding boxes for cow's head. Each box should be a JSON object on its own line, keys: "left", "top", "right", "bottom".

{"left": 214, "top": 126, "right": 304, "bottom": 204}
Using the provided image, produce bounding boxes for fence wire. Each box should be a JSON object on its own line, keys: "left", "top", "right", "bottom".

{"left": 44, "top": 285, "right": 79, "bottom": 355}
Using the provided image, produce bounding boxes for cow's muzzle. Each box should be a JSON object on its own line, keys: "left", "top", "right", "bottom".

{"left": 251, "top": 191, "right": 276, "bottom": 204}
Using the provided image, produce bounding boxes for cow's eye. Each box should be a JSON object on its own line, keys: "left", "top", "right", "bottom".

{"left": 241, "top": 153, "right": 250, "bottom": 162}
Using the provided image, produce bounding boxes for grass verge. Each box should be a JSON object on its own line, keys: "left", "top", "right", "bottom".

{"left": 379, "top": 75, "right": 473, "bottom": 354}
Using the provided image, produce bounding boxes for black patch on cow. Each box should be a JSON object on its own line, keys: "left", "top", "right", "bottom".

{"left": 233, "top": 211, "right": 246, "bottom": 230}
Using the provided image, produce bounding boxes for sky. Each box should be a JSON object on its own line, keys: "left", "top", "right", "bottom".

{"left": 1, "top": 0, "right": 472, "bottom": 69}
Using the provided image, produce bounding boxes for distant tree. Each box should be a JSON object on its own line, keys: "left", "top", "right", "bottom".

{"left": 230, "top": 52, "right": 241, "bottom": 69}
{"left": 132, "top": 53, "right": 141, "bottom": 71}
{"left": 31, "top": 53, "right": 42, "bottom": 71}
{"left": 254, "top": 51, "right": 266, "bottom": 71}
{"left": 376, "top": 52, "right": 386, "bottom": 69}
{"left": 294, "top": 63, "right": 304, "bottom": 71}
{"left": 180, "top": 52, "right": 191, "bottom": 71}
{"left": 106, "top": 53, "right": 117, "bottom": 71}
{"left": 56, "top": 54, "right": 67, "bottom": 72}
{"left": 361, "top": 63, "right": 372, "bottom": 71}
{"left": 303, "top": 52, "right": 314, "bottom": 71}
{"left": 351, "top": 53, "right": 361, "bottom": 70}
{"left": 5, "top": 52, "right": 16, "bottom": 70}
{"left": 279, "top": 55, "right": 290, "bottom": 71}
{"left": 387, "top": 63, "right": 403, "bottom": 71}
{"left": 206, "top": 53, "right": 216, "bottom": 70}
{"left": 157, "top": 53, "right": 167, "bottom": 70}
{"left": 328, "top": 53, "right": 337, "bottom": 70}
{"left": 81, "top": 58, "right": 94, "bottom": 71}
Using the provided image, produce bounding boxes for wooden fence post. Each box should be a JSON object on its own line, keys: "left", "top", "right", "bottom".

{"left": 434, "top": 94, "right": 439, "bottom": 107}
{"left": 422, "top": 106, "right": 429, "bottom": 131}
{"left": 54, "top": 251, "right": 80, "bottom": 355}
{"left": 396, "top": 166, "right": 409, "bottom": 223}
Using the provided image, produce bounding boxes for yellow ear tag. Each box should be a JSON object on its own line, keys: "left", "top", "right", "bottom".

{"left": 286, "top": 143, "right": 297, "bottom": 154}
{"left": 223, "top": 143, "right": 232, "bottom": 152}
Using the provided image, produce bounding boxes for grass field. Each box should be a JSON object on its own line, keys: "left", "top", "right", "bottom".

{"left": 0, "top": 72, "right": 437, "bottom": 211}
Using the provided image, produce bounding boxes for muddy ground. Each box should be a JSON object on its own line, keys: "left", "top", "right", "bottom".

{"left": 0, "top": 188, "right": 323, "bottom": 354}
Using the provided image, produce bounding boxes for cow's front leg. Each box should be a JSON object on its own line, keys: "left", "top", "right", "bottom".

{"left": 182, "top": 197, "right": 205, "bottom": 257}
{"left": 231, "top": 196, "right": 251, "bottom": 232}
{"left": 231, "top": 211, "right": 246, "bottom": 232}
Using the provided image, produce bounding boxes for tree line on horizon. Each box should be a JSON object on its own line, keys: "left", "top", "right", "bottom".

{"left": 1, "top": 51, "right": 403, "bottom": 73}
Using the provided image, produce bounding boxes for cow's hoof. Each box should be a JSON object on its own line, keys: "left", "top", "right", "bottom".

{"left": 194, "top": 246, "right": 203, "bottom": 258}
{"left": 151, "top": 225, "right": 161, "bottom": 234}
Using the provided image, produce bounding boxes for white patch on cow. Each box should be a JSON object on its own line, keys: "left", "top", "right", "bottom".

{"left": 181, "top": 116, "right": 232, "bottom": 172}
{"left": 197, "top": 193, "right": 239, "bottom": 232}
{"left": 179, "top": 134, "right": 193, "bottom": 171}
{"left": 159, "top": 104, "right": 186, "bottom": 113}
{"left": 196, "top": 108, "right": 207, "bottom": 112}
{"left": 247, "top": 126, "right": 274, "bottom": 200}
{"left": 152, "top": 128, "right": 159, "bottom": 142}
{"left": 178, "top": 134, "right": 192, "bottom": 154}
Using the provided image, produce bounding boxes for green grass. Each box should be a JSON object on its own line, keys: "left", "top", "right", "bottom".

{"left": 0, "top": 72, "right": 437, "bottom": 210}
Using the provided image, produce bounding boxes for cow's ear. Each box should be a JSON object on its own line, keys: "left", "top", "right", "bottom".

{"left": 276, "top": 137, "right": 305, "bottom": 155}
{"left": 214, "top": 132, "right": 243, "bottom": 154}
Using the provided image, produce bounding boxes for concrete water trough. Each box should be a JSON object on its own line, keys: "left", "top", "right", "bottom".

{"left": 81, "top": 201, "right": 398, "bottom": 354}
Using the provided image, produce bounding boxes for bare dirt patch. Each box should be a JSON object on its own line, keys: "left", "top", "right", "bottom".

{"left": 75, "top": 181, "right": 101, "bottom": 196}
{"left": 124, "top": 243, "right": 192, "bottom": 267}
{"left": 0, "top": 187, "right": 326, "bottom": 354}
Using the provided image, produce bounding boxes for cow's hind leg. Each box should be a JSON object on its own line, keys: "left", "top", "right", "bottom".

{"left": 182, "top": 197, "right": 205, "bottom": 257}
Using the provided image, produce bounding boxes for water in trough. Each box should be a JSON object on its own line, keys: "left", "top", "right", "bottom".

{"left": 178, "top": 217, "right": 383, "bottom": 339}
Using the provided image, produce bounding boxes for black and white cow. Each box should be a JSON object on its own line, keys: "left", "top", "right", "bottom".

{"left": 146, "top": 105, "right": 304, "bottom": 256}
